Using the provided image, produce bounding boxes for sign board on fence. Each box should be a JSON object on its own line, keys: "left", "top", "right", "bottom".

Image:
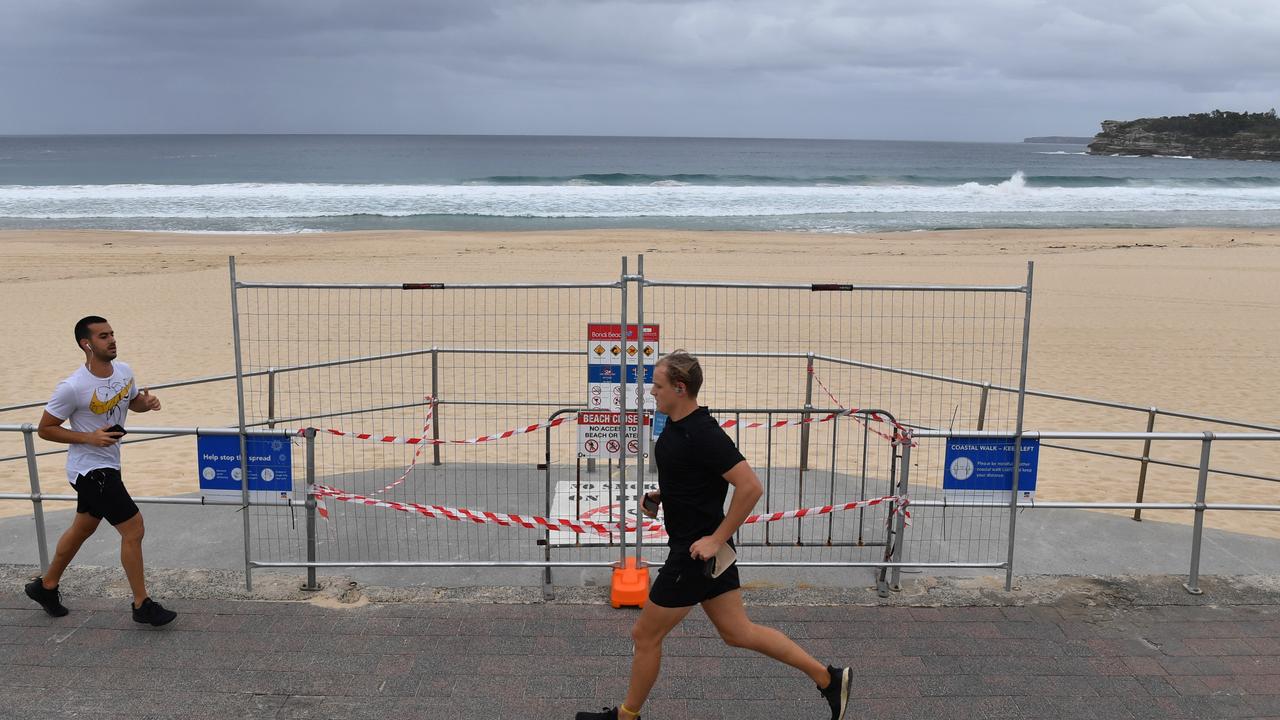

{"left": 587, "top": 323, "right": 658, "bottom": 411}
{"left": 943, "top": 436, "right": 1039, "bottom": 502}
{"left": 577, "top": 411, "right": 651, "bottom": 458}
{"left": 197, "top": 435, "right": 295, "bottom": 502}
{"left": 549, "top": 479, "right": 663, "bottom": 545}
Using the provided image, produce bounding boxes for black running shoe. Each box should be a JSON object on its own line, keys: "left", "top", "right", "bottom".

{"left": 819, "top": 665, "right": 851, "bottom": 720}
{"left": 131, "top": 597, "right": 177, "bottom": 626}
{"left": 25, "top": 578, "right": 68, "bottom": 617}
{"left": 577, "top": 708, "right": 634, "bottom": 720}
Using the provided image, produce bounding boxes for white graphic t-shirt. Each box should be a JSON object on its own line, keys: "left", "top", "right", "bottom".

{"left": 45, "top": 361, "right": 138, "bottom": 484}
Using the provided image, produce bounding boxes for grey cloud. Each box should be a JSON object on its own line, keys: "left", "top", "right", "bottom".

{"left": 0, "top": 0, "right": 1274, "bottom": 138}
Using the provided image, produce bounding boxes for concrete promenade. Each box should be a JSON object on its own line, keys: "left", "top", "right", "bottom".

{"left": 5, "top": 566, "right": 1280, "bottom": 719}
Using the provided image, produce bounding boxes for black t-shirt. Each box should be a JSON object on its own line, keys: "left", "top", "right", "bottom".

{"left": 655, "top": 406, "right": 746, "bottom": 551}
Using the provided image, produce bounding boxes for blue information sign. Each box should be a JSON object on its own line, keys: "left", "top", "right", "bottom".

{"left": 652, "top": 411, "right": 668, "bottom": 439}
{"left": 943, "top": 437, "right": 1039, "bottom": 498}
{"left": 197, "top": 435, "right": 294, "bottom": 498}
{"left": 587, "top": 364, "right": 654, "bottom": 384}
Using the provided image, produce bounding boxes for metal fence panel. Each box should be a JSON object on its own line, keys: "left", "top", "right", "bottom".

{"left": 233, "top": 274, "right": 625, "bottom": 568}
{"left": 639, "top": 278, "right": 1028, "bottom": 567}
{"left": 231, "top": 257, "right": 1029, "bottom": 575}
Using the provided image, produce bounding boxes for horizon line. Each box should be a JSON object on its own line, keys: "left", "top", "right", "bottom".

{"left": 0, "top": 131, "right": 1081, "bottom": 145}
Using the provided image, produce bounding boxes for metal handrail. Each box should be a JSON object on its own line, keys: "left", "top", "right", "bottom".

{"left": 4, "top": 346, "right": 1275, "bottom": 433}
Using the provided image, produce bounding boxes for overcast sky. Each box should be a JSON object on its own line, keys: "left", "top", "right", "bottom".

{"left": 1, "top": 0, "right": 1276, "bottom": 141}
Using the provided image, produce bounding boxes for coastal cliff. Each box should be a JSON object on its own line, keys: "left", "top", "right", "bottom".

{"left": 1087, "top": 110, "right": 1280, "bottom": 161}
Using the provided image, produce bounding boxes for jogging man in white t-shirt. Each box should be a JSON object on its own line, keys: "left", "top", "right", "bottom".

{"left": 25, "top": 316, "right": 177, "bottom": 626}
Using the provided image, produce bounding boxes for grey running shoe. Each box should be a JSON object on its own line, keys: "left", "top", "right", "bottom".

{"left": 131, "top": 597, "right": 177, "bottom": 626}
{"left": 25, "top": 578, "right": 68, "bottom": 617}
{"left": 820, "top": 665, "right": 851, "bottom": 720}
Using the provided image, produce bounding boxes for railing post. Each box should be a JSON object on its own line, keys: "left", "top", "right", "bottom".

{"left": 976, "top": 382, "right": 990, "bottom": 430}
{"left": 1004, "top": 261, "right": 1035, "bottom": 592}
{"left": 888, "top": 440, "right": 911, "bottom": 592}
{"left": 800, "top": 353, "right": 815, "bottom": 471}
{"left": 1184, "top": 432, "right": 1212, "bottom": 595}
{"left": 635, "top": 254, "right": 647, "bottom": 568}
{"left": 229, "top": 256, "right": 253, "bottom": 593}
{"left": 303, "top": 428, "right": 319, "bottom": 591}
{"left": 543, "top": 412, "right": 558, "bottom": 601}
{"left": 266, "top": 368, "right": 277, "bottom": 428}
{"left": 23, "top": 426, "right": 50, "bottom": 572}
{"left": 880, "top": 440, "right": 911, "bottom": 597}
{"left": 431, "top": 348, "right": 441, "bottom": 466}
{"left": 1133, "top": 407, "right": 1157, "bottom": 521}
{"left": 616, "top": 256, "right": 629, "bottom": 567}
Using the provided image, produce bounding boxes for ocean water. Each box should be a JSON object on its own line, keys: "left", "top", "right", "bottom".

{"left": 2, "top": 134, "right": 1279, "bottom": 233}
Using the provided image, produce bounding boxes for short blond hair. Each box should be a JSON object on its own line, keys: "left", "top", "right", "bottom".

{"left": 657, "top": 349, "right": 703, "bottom": 397}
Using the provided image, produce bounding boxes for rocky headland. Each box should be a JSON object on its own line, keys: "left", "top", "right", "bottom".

{"left": 1087, "top": 110, "right": 1280, "bottom": 161}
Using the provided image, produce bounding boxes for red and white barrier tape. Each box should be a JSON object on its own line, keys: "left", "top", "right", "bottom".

{"left": 808, "top": 367, "right": 916, "bottom": 446}
{"left": 311, "top": 483, "right": 909, "bottom": 535}
{"left": 305, "top": 405, "right": 884, "bottom": 449}
{"left": 721, "top": 411, "right": 845, "bottom": 430}
{"left": 374, "top": 396, "right": 435, "bottom": 495}
{"left": 304, "top": 416, "right": 570, "bottom": 446}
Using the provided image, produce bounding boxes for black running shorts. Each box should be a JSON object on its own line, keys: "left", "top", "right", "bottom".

{"left": 72, "top": 468, "right": 140, "bottom": 526}
{"left": 648, "top": 549, "right": 741, "bottom": 608}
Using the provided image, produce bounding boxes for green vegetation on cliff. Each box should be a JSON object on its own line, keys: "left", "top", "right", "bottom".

{"left": 1088, "top": 110, "right": 1280, "bottom": 160}
{"left": 1138, "top": 110, "right": 1280, "bottom": 138}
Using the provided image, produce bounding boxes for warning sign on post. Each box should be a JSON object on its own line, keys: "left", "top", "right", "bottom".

{"left": 587, "top": 323, "right": 659, "bottom": 411}
{"left": 577, "top": 411, "right": 651, "bottom": 458}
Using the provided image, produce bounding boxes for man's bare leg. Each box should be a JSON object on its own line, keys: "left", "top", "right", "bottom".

{"left": 618, "top": 601, "right": 695, "bottom": 719}
{"left": 114, "top": 513, "right": 148, "bottom": 607}
{"left": 41, "top": 512, "right": 101, "bottom": 588}
{"left": 701, "top": 589, "right": 830, "bottom": 686}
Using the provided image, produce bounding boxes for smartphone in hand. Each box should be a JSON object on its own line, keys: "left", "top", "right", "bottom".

{"left": 641, "top": 493, "right": 660, "bottom": 516}
{"left": 701, "top": 544, "right": 737, "bottom": 579}
{"left": 106, "top": 424, "right": 127, "bottom": 436}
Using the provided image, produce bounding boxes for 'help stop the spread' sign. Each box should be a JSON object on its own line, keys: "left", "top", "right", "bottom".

{"left": 577, "top": 411, "right": 651, "bottom": 458}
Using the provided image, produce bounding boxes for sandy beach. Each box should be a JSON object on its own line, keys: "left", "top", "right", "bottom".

{"left": 2, "top": 227, "right": 1278, "bottom": 542}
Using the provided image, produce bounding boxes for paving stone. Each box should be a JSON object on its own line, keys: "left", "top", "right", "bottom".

{"left": 10, "top": 587, "right": 1280, "bottom": 719}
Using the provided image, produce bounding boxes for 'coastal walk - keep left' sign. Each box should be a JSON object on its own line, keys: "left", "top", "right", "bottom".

{"left": 943, "top": 437, "right": 1039, "bottom": 503}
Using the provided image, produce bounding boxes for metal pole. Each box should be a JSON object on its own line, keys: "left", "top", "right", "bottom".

{"left": 822, "top": 412, "right": 838, "bottom": 546}
{"left": 856, "top": 418, "right": 870, "bottom": 545}
{"left": 635, "top": 254, "right": 646, "bottom": 567}
{"left": 1184, "top": 433, "right": 1212, "bottom": 595}
{"left": 800, "top": 353, "right": 815, "bottom": 470}
{"left": 617, "top": 256, "right": 629, "bottom": 566}
{"left": 303, "top": 428, "right": 318, "bottom": 591}
{"left": 266, "top": 368, "right": 277, "bottom": 428}
{"left": 228, "top": 256, "right": 254, "bottom": 593}
{"left": 431, "top": 348, "right": 441, "bottom": 466}
{"left": 543, "top": 411, "right": 558, "bottom": 600}
{"left": 1133, "top": 407, "right": 1157, "bottom": 521}
{"left": 889, "top": 440, "right": 912, "bottom": 592}
{"left": 24, "top": 427, "right": 50, "bottom": 572}
{"left": 765, "top": 414, "right": 773, "bottom": 546}
{"left": 1004, "top": 261, "right": 1034, "bottom": 592}
{"left": 976, "top": 383, "right": 990, "bottom": 431}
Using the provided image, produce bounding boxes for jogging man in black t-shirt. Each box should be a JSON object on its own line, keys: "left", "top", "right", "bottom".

{"left": 577, "top": 351, "right": 851, "bottom": 720}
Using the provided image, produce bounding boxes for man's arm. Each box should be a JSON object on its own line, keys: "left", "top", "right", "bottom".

{"left": 128, "top": 388, "right": 161, "bottom": 413}
{"left": 37, "top": 411, "right": 120, "bottom": 447}
{"left": 690, "top": 460, "right": 763, "bottom": 560}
